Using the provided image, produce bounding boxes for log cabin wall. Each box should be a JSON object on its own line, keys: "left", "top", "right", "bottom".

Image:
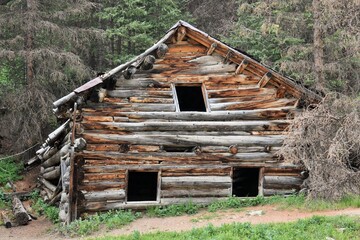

{"left": 74, "top": 34, "right": 305, "bottom": 215}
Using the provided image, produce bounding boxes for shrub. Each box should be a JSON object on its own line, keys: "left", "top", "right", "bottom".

{"left": 147, "top": 201, "right": 200, "bottom": 217}
{"left": 0, "top": 157, "right": 23, "bottom": 185}
{"left": 280, "top": 93, "right": 360, "bottom": 200}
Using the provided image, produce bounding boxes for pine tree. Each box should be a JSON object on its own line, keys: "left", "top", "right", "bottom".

{"left": 0, "top": 0, "right": 108, "bottom": 151}
{"left": 99, "top": 0, "right": 190, "bottom": 63}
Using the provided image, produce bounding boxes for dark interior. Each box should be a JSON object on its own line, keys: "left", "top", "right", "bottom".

{"left": 232, "top": 168, "right": 259, "bottom": 197}
{"left": 127, "top": 172, "right": 158, "bottom": 201}
{"left": 175, "top": 86, "right": 206, "bottom": 111}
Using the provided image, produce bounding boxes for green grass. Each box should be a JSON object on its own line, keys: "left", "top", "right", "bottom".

{"left": 58, "top": 210, "right": 141, "bottom": 237}
{"left": 30, "top": 190, "right": 60, "bottom": 223}
{"left": 0, "top": 156, "right": 23, "bottom": 185}
{"left": 90, "top": 215, "right": 360, "bottom": 240}
{"left": 147, "top": 201, "right": 200, "bottom": 217}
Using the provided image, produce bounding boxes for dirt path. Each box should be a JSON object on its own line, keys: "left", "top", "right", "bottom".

{"left": 2, "top": 206, "right": 359, "bottom": 240}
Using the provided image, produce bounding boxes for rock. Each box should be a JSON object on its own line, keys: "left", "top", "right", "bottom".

{"left": 246, "top": 210, "right": 264, "bottom": 216}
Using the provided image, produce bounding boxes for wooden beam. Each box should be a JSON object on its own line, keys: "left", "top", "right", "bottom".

{"left": 223, "top": 50, "right": 234, "bottom": 64}
{"left": 123, "top": 66, "right": 136, "bottom": 80}
{"left": 176, "top": 26, "right": 186, "bottom": 42}
{"left": 206, "top": 42, "right": 217, "bottom": 55}
{"left": 258, "top": 72, "right": 273, "bottom": 88}
{"left": 235, "top": 59, "right": 249, "bottom": 74}
{"left": 276, "top": 86, "right": 287, "bottom": 98}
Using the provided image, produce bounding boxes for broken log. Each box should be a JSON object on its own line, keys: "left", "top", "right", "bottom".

{"left": 156, "top": 43, "right": 169, "bottom": 58}
{"left": 1, "top": 212, "right": 12, "bottom": 228}
{"left": 12, "top": 197, "right": 29, "bottom": 225}
{"left": 141, "top": 55, "right": 156, "bottom": 70}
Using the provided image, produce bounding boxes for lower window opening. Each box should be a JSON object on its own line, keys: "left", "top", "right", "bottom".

{"left": 127, "top": 171, "right": 158, "bottom": 201}
{"left": 232, "top": 168, "right": 259, "bottom": 197}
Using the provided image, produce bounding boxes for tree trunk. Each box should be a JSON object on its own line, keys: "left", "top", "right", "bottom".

{"left": 25, "top": 0, "right": 35, "bottom": 86}
{"left": 1, "top": 212, "right": 12, "bottom": 228}
{"left": 313, "top": 0, "right": 325, "bottom": 89}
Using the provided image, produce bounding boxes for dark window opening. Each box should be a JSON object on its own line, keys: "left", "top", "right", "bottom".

{"left": 127, "top": 172, "right": 158, "bottom": 201}
{"left": 232, "top": 168, "right": 259, "bottom": 197}
{"left": 175, "top": 86, "right": 206, "bottom": 111}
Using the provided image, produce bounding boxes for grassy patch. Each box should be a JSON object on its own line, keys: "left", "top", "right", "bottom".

{"left": 59, "top": 210, "right": 141, "bottom": 237}
{"left": 31, "top": 190, "right": 60, "bottom": 223}
{"left": 268, "top": 194, "right": 360, "bottom": 211}
{"left": 191, "top": 212, "right": 219, "bottom": 223}
{"left": 207, "top": 196, "right": 268, "bottom": 212}
{"left": 146, "top": 201, "right": 200, "bottom": 217}
{"left": 90, "top": 215, "right": 360, "bottom": 240}
{"left": 0, "top": 156, "right": 23, "bottom": 185}
{"left": 0, "top": 189, "right": 11, "bottom": 210}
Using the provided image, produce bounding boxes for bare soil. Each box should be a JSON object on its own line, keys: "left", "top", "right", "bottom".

{"left": 1, "top": 206, "right": 359, "bottom": 240}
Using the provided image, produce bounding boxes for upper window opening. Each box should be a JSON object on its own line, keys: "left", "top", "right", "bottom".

{"left": 175, "top": 86, "right": 206, "bottom": 112}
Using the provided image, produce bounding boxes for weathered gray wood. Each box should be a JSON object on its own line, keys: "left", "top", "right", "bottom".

{"left": 162, "top": 176, "right": 231, "bottom": 183}
{"left": 43, "top": 166, "right": 61, "bottom": 180}
{"left": 83, "top": 190, "right": 125, "bottom": 202}
{"left": 107, "top": 90, "right": 172, "bottom": 98}
{"left": 263, "top": 176, "right": 303, "bottom": 189}
{"left": 42, "top": 143, "right": 70, "bottom": 168}
{"left": 118, "top": 107, "right": 297, "bottom": 121}
{"left": 82, "top": 120, "right": 290, "bottom": 132}
{"left": 39, "top": 178, "right": 57, "bottom": 192}
{"left": 263, "top": 188, "right": 297, "bottom": 196}
{"left": 12, "top": 197, "right": 29, "bottom": 225}
{"left": 161, "top": 197, "right": 227, "bottom": 205}
{"left": 161, "top": 188, "right": 231, "bottom": 198}
{"left": 82, "top": 133, "right": 284, "bottom": 147}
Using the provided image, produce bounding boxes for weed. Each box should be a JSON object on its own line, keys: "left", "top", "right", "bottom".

{"left": 208, "top": 195, "right": 267, "bottom": 212}
{"left": 146, "top": 201, "right": 200, "bottom": 217}
{"left": 91, "top": 215, "right": 360, "bottom": 240}
{"left": 0, "top": 157, "right": 23, "bottom": 185}
{"left": 0, "top": 189, "right": 11, "bottom": 209}
{"left": 31, "top": 190, "right": 59, "bottom": 223}
{"left": 59, "top": 210, "right": 140, "bottom": 237}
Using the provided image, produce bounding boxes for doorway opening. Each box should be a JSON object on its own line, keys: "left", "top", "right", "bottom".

{"left": 175, "top": 86, "right": 206, "bottom": 111}
{"left": 232, "top": 168, "right": 259, "bottom": 197}
{"left": 127, "top": 171, "right": 158, "bottom": 201}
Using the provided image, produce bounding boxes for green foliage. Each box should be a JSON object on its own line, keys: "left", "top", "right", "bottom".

{"left": 147, "top": 201, "right": 200, "bottom": 217}
{"left": 0, "top": 157, "right": 23, "bottom": 185}
{"left": 92, "top": 215, "right": 360, "bottom": 240}
{"left": 0, "top": 189, "right": 11, "bottom": 210}
{"left": 208, "top": 195, "right": 267, "bottom": 212}
{"left": 31, "top": 190, "right": 60, "bottom": 223}
{"left": 59, "top": 210, "right": 141, "bottom": 237}
{"left": 98, "top": 0, "right": 192, "bottom": 63}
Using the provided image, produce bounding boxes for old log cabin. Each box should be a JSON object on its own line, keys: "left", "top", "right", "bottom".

{"left": 33, "top": 20, "right": 321, "bottom": 223}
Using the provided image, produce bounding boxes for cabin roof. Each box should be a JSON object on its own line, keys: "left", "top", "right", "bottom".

{"left": 53, "top": 20, "right": 322, "bottom": 112}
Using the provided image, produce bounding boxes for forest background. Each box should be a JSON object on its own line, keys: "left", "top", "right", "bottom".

{"left": 0, "top": 0, "right": 359, "bottom": 154}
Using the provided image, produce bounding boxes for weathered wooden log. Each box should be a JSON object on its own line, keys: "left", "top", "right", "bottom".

{"left": 206, "top": 42, "right": 217, "bottom": 55}
{"left": 82, "top": 120, "right": 290, "bottom": 132}
{"left": 263, "top": 176, "right": 303, "bottom": 189}
{"left": 43, "top": 166, "right": 61, "bottom": 180}
{"left": 12, "top": 197, "right": 29, "bottom": 225}
{"left": 74, "top": 138, "right": 86, "bottom": 151}
{"left": 263, "top": 188, "right": 297, "bottom": 196}
{"left": 49, "top": 192, "right": 61, "bottom": 206}
{"left": 176, "top": 26, "right": 186, "bottom": 42}
{"left": 229, "top": 145, "right": 238, "bottom": 154}
{"left": 123, "top": 66, "right": 136, "bottom": 80}
{"left": 42, "top": 143, "right": 70, "bottom": 168}
{"left": 235, "top": 59, "right": 249, "bottom": 74}
{"left": 81, "top": 133, "right": 284, "bottom": 147}
{"left": 156, "top": 43, "right": 169, "bottom": 58}
{"left": 39, "top": 178, "right": 57, "bottom": 192}
{"left": 161, "top": 188, "right": 230, "bottom": 198}
{"left": 258, "top": 72, "right": 273, "bottom": 88}
{"left": 1, "top": 212, "right": 12, "bottom": 228}
{"left": 41, "top": 146, "right": 58, "bottom": 161}
{"left": 141, "top": 55, "right": 156, "bottom": 70}
{"left": 83, "top": 190, "right": 125, "bottom": 202}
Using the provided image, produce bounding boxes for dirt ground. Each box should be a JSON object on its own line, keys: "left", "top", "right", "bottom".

{"left": 1, "top": 205, "right": 360, "bottom": 240}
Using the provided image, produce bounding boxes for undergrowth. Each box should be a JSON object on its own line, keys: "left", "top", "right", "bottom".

{"left": 147, "top": 201, "right": 200, "bottom": 217}
{"left": 31, "top": 190, "right": 60, "bottom": 223}
{"left": 0, "top": 156, "right": 23, "bottom": 185}
{"left": 59, "top": 210, "right": 141, "bottom": 237}
{"left": 91, "top": 215, "right": 360, "bottom": 240}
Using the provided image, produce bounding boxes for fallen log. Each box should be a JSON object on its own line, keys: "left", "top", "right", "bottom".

{"left": 1, "top": 212, "right": 12, "bottom": 228}
{"left": 43, "top": 166, "right": 61, "bottom": 180}
{"left": 12, "top": 197, "right": 29, "bottom": 225}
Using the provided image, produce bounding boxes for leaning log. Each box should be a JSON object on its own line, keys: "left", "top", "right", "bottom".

{"left": 12, "top": 197, "right": 29, "bottom": 225}
{"left": 1, "top": 212, "right": 12, "bottom": 228}
{"left": 43, "top": 166, "right": 61, "bottom": 180}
